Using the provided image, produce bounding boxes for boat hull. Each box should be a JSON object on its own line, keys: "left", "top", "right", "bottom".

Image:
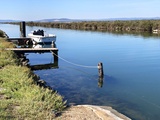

{"left": 28, "top": 33, "right": 56, "bottom": 44}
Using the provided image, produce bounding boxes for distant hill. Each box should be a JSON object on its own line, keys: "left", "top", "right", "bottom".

{"left": 0, "top": 18, "right": 83, "bottom": 23}
{"left": 32, "top": 17, "right": 160, "bottom": 22}
{"left": 1, "top": 17, "right": 160, "bottom": 23}
{"left": 0, "top": 19, "right": 21, "bottom": 23}
{"left": 103, "top": 17, "right": 160, "bottom": 21}
{"left": 35, "top": 18, "right": 83, "bottom": 22}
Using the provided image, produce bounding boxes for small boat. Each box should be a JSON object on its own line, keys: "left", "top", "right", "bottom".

{"left": 28, "top": 29, "right": 56, "bottom": 44}
{"left": 153, "top": 29, "right": 159, "bottom": 34}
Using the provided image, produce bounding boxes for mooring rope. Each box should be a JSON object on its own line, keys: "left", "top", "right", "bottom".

{"left": 51, "top": 51, "right": 98, "bottom": 68}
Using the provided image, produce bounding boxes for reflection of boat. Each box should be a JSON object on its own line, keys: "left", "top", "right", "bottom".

{"left": 28, "top": 29, "right": 56, "bottom": 44}
{"left": 31, "top": 43, "right": 56, "bottom": 49}
{"left": 32, "top": 44, "right": 43, "bottom": 48}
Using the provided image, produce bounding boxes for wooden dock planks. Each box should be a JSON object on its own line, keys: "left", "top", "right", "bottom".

{"left": 6, "top": 48, "right": 58, "bottom": 53}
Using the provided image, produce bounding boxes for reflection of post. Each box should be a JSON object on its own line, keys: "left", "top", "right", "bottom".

{"left": 98, "top": 77, "right": 103, "bottom": 88}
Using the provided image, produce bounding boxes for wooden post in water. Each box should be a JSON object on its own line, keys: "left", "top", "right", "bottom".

{"left": 98, "top": 62, "right": 104, "bottom": 78}
{"left": 51, "top": 41, "right": 56, "bottom": 48}
{"left": 20, "top": 21, "right": 26, "bottom": 37}
{"left": 52, "top": 50, "right": 58, "bottom": 62}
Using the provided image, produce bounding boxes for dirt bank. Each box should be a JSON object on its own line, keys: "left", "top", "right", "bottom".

{"left": 57, "top": 105, "right": 131, "bottom": 120}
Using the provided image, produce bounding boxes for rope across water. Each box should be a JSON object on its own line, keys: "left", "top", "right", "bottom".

{"left": 51, "top": 51, "right": 98, "bottom": 68}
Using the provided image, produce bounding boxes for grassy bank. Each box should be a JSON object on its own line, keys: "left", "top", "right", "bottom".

{"left": 0, "top": 36, "right": 66, "bottom": 119}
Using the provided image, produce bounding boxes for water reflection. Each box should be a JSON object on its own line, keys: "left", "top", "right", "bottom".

{"left": 30, "top": 44, "right": 58, "bottom": 70}
{"left": 18, "top": 43, "right": 57, "bottom": 49}
{"left": 98, "top": 76, "right": 103, "bottom": 88}
{"left": 31, "top": 43, "right": 57, "bottom": 49}
{"left": 16, "top": 43, "right": 59, "bottom": 70}
{"left": 29, "top": 62, "right": 58, "bottom": 70}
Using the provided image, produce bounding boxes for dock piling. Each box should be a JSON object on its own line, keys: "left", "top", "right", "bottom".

{"left": 20, "top": 21, "right": 26, "bottom": 37}
{"left": 51, "top": 50, "right": 58, "bottom": 62}
{"left": 98, "top": 62, "right": 104, "bottom": 78}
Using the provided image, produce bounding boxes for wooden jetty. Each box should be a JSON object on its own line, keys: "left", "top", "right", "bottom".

{"left": 5, "top": 21, "right": 59, "bottom": 64}
{"left": 6, "top": 48, "right": 58, "bottom": 53}
{"left": 6, "top": 48, "right": 58, "bottom": 61}
{"left": 7, "top": 38, "right": 32, "bottom": 45}
{"left": 7, "top": 21, "right": 29, "bottom": 44}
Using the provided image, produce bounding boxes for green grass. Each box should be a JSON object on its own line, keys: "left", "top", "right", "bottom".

{"left": 0, "top": 38, "right": 66, "bottom": 119}
{"left": 0, "top": 30, "right": 5, "bottom": 38}
{"left": 0, "top": 39, "right": 19, "bottom": 67}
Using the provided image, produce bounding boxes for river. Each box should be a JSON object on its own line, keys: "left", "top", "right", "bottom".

{"left": 1, "top": 24, "right": 160, "bottom": 120}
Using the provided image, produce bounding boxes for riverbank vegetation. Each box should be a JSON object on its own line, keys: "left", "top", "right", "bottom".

{"left": 0, "top": 39, "right": 18, "bottom": 67}
{"left": 0, "top": 33, "right": 66, "bottom": 119}
{"left": 24, "top": 20, "right": 160, "bottom": 33}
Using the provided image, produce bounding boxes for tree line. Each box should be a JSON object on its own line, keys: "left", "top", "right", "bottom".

{"left": 9, "top": 20, "right": 160, "bottom": 33}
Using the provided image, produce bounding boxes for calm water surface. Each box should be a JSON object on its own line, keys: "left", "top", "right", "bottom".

{"left": 1, "top": 24, "right": 160, "bottom": 120}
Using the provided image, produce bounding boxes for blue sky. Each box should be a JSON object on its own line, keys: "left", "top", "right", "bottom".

{"left": 1, "top": 0, "right": 160, "bottom": 21}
